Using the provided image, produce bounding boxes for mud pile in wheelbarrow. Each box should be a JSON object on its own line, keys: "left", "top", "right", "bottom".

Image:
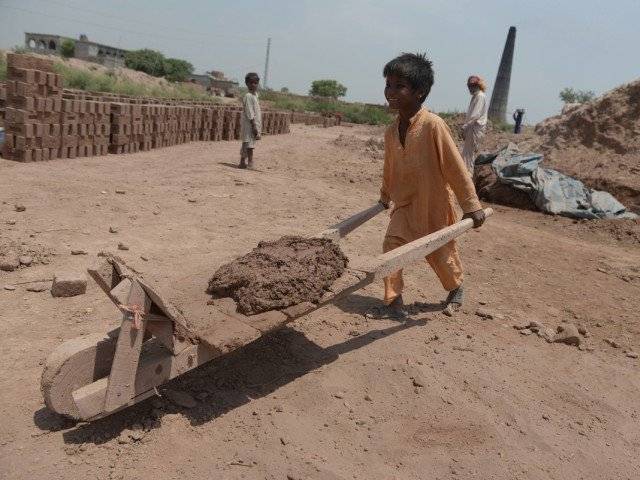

{"left": 207, "top": 236, "right": 348, "bottom": 315}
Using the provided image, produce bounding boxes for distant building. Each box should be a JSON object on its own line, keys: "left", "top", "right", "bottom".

{"left": 187, "top": 71, "right": 239, "bottom": 97}
{"left": 25, "top": 33, "right": 128, "bottom": 68}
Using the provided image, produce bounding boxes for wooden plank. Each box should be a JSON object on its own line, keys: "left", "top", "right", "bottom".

{"left": 317, "top": 203, "right": 384, "bottom": 242}
{"left": 146, "top": 316, "right": 190, "bottom": 354}
{"left": 194, "top": 309, "right": 262, "bottom": 353}
{"left": 73, "top": 341, "right": 218, "bottom": 420}
{"left": 362, "top": 208, "right": 494, "bottom": 279}
{"left": 109, "top": 277, "right": 132, "bottom": 305}
{"left": 87, "top": 260, "right": 120, "bottom": 297}
{"left": 103, "top": 280, "right": 151, "bottom": 412}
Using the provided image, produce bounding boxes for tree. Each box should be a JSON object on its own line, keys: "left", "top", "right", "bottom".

{"left": 280, "top": 86, "right": 289, "bottom": 93}
{"left": 309, "top": 79, "right": 347, "bottom": 99}
{"left": 60, "top": 39, "right": 75, "bottom": 58}
{"left": 124, "top": 49, "right": 166, "bottom": 77}
{"left": 559, "top": 87, "right": 595, "bottom": 104}
{"left": 163, "top": 58, "right": 193, "bottom": 82}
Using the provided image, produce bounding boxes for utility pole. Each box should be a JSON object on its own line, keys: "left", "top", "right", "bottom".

{"left": 263, "top": 37, "right": 271, "bottom": 89}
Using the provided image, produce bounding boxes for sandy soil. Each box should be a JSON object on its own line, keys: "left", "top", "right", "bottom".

{"left": 1, "top": 124, "right": 639, "bottom": 480}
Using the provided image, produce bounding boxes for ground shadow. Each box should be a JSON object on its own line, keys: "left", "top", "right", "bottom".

{"left": 57, "top": 316, "right": 426, "bottom": 444}
{"left": 217, "top": 161, "right": 264, "bottom": 173}
{"left": 334, "top": 292, "right": 444, "bottom": 318}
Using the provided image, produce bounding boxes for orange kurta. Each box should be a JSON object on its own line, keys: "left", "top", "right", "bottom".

{"left": 380, "top": 107, "right": 482, "bottom": 304}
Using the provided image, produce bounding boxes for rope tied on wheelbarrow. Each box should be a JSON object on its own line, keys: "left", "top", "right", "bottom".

{"left": 118, "top": 304, "right": 145, "bottom": 329}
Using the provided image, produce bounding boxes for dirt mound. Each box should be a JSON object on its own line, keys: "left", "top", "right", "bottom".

{"left": 332, "top": 134, "right": 384, "bottom": 159}
{"left": 207, "top": 236, "right": 348, "bottom": 315}
{"left": 473, "top": 164, "right": 536, "bottom": 211}
{"left": 535, "top": 79, "right": 640, "bottom": 154}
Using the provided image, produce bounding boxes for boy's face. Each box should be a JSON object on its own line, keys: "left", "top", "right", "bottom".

{"left": 246, "top": 78, "right": 259, "bottom": 93}
{"left": 385, "top": 74, "right": 424, "bottom": 112}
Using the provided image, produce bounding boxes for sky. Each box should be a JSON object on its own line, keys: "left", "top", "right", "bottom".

{"left": 1, "top": 0, "right": 639, "bottom": 123}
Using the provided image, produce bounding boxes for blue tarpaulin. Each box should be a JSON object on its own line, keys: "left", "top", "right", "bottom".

{"left": 476, "top": 144, "right": 637, "bottom": 220}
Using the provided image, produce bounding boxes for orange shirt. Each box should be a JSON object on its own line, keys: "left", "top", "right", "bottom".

{"left": 381, "top": 108, "right": 482, "bottom": 240}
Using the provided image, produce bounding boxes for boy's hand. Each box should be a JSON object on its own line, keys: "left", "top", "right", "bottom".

{"left": 462, "top": 209, "right": 485, "bottom": 228}
{"left": 252, "top": 127, "right": 260, "bottom": 139}
{"left": 379, "top": 199, "right": 390, "bottom": 209}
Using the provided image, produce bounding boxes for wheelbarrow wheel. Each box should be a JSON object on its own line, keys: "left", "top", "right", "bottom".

{"left": 41, "top": 331, "right": 118, "bottom": 419}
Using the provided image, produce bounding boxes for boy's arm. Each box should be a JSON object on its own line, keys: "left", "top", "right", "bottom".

{"left": 379, "top": 133, "right": 392, "bottom": 208}
{"left": 432, "top": 120, "right": 485, "bottom": 227}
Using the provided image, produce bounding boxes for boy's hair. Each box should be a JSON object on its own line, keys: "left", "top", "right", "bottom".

{"left": 245, "top": 72, "right": 260, "bottom": 83}
{"left": 383, "top": 52, "right": 434, "bottom": 104}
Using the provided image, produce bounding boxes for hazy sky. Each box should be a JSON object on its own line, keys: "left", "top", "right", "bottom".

{"left": 1, "top": 0, "right": 639, "bottom": 122}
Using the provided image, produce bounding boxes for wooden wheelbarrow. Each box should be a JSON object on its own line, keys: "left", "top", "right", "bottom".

{"left": 41, "top": 204, "right": 493, "bottom": 421}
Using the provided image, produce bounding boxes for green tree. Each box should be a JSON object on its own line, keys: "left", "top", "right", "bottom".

{"left": 280, "top": 86, "right": 289, "bottom": 93}
{"left": 559, "top": 87, "right": 596, "bottom": 104}
{"left": 60, "top": 39, "right": 75, "bottom": 58}
{"left": 163, "top": 58, "right": 193, "bottom": 82}
{"left": 309, "top": 79, "right": 347, "bottom": 99}
{"left": 124, "top": 49, "right": 166, "bottom": 77}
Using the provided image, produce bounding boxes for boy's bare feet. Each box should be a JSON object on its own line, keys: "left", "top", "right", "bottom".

{"left": 239, "top": 160, "right": 247, "bottom": 169}
{"left": 442, "top": 284, "right": 464, "bottom": 317}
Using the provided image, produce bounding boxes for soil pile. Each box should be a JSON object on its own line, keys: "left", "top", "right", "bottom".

{"left": 473, "top": 164, "right": 536, "bottom": 211}
{"left": 207, "top": 236, "right": 348, "bottom": 315}
{"left": 535, "top": 79, "right": 640, "bottom": 154}
{"left": 332, "top": 134, "right": 384, "bottom": 159}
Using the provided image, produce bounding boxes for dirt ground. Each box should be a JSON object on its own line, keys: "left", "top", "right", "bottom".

{"left": 1, "top": 123, "right": 639, "bottom": 480}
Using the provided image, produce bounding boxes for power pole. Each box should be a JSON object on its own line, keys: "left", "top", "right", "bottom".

{"left": 263, "top": 37, "right": 271, "bottom": 89}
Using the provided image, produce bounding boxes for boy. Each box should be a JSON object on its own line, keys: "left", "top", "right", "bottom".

{"left": 239, "top": 72, "right": 262, "bottom": 169}
{"left": 379, "top": 53, "right": 485, "bottom": 318}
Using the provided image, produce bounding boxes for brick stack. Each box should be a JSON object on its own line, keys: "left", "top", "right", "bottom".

{"left": 222, "top": 108, "right": 237, "bottom": 141}
{"left": 0, "top": 83, "right": 6, "bottom": 128}
{"left": 137, "top": 105, "right": 156, "bottom": 151}
{"left": 109, "top": 103, "right": 141, "bottom": 154}
{"left": 59, "top": 99, "right": 111, "bottom": 158}
{"left": 2, "top": 54, "right": 64, "bottom": 161}
{"left": 2, "top": 55, "right": 294, "bottom": 162}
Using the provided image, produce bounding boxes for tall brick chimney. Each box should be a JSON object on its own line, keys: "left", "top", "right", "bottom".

{"left": 488, "top": 26, "right": 516, "bottom": 123}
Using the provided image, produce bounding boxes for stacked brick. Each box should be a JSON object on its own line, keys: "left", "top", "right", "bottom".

{"left": 2, "top": 54, "right": 64, "bottom": 161}
{"left": 290, "top": 111, "right": 340, "bottom": 127}
{"left": 60, "top": 99, "right": 111, "bottom": 158}
{"left": 0, "top": 82, "right": 6, "bottom": 128}
{"left": 1, "top": 54, "right": 293, "bottom": 162}
{"left": 109, "top": 103, "right": 141, "bottom": 154}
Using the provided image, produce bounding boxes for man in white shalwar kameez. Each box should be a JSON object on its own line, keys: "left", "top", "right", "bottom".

{"left": 462, "top": 75, "right": 488, "bottom": 175}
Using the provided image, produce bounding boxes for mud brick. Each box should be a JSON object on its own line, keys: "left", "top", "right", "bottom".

{"left": 5, "top": 107, "right": 34, "bottom": 124}
{"left": 111, "top": 103, "right": 131, "bottom": 115}
{"left": 111, "top": 133, "right": 130, "bottom": 145}
{"left": 61, "top": 135, "right": 79, "bottom": 148}
{"left": 5, "top": 121, "right": 34, "bottom": 137}
{"left": 7, "top": 94, "right": 35, "bottom": 111}
{"left": 4, "top": 132, "right": 15, "bottom": 149}
{"left": 5, "top": 149, "right": 32, "bottom": 162}
{"left": 40, "top": 135, "right": 59, "bottom": 149}
{"left": 7, "top": 67, "right": 37, "bottom": 84}
{"left": 7, "top": 53, "right": 53, "bottom": 72}
{"left": 61, "top": 122, "right": 77, "bottom": 136}
{"left": 77, "top": 145, "right": 90, "bottom": 157}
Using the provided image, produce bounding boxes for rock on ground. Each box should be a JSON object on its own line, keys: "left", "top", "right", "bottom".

{"left": 208, "top": 236, "right": 348, "bottom": 315}
{"left": 0, "top": 255, "right": 20, "bottom": 272}
{"left": 50, "top": 273, "right": 87, "bottom": 297}
{"left": 554, "top": 324, "right": 581, "bottom": 346}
